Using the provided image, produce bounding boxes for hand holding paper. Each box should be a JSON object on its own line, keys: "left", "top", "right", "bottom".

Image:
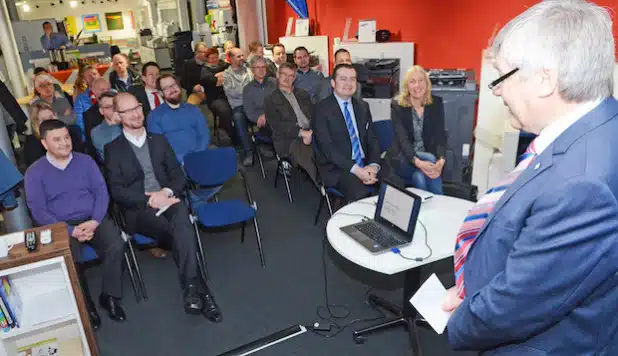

{"left": 410, "top": 274, "right": 452, "bottom": 334}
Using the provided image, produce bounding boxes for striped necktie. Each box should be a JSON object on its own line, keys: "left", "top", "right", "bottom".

{"left": 454, "top": 141, "right": 537, "bottom": 298}
{"left": 343, "top": 101, "right": 364, "bottom": 167}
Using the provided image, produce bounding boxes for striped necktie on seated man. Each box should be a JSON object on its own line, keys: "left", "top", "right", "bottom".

{"left": 453, "top": 140, "right": 537, "bottom": 299}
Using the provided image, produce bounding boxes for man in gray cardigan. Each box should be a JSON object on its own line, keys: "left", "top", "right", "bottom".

{"left": 223, "top": 47, "right": 253, "bottom": 165}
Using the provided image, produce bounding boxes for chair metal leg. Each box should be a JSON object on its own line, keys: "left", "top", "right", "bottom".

{"left": 253, "top": 140, "right": 266, "bottom": 179}
{"left": 241, "top": 222, "right": 246, "bottom": 243}
{"left": 127, "top": 239, "right": 147, "bottom": 300}
{"left": 253, "top": 217, "right": 265, "bottom": 268}
{"left": 191, "top": 219, "right": 209, "bottom": 281}
{"left": 314, "top": 195, "right": 325, "bottom": 225}
{"left": 326, "top": 194, "right": 335, "bottom": 216}
{"left": 282, "top": 170, "right": 293, "bottom": 203}
{"left": 123, "top": 251, "right": 140, "bottom": 302}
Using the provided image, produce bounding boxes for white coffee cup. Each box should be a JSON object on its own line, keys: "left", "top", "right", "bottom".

{"left": 0, "top": 239, "right": 14, "bottom": 258}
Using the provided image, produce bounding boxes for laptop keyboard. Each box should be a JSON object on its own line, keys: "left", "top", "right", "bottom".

{"left": 356, "top": 222, "right": 401, "bottom": 247}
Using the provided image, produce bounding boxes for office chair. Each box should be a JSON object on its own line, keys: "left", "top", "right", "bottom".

{"left": 251, "top": 125, "right": 274, "bottom": 180}
{"left": 184, "top": 148, "right": 266, "bottom": 276}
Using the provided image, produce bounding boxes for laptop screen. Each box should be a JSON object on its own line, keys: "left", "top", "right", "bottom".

{"left": 375, "top": 182, "right": 421, "bottom": 236}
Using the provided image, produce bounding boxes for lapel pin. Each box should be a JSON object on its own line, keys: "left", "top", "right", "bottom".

{"left": 534, "top": 163, "right": 540, "bottom": 170}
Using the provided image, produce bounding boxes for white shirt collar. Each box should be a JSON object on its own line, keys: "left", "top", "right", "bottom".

{"left": 46, "top": 152, "right": 73, "bottom": 170}
{"left": 123, "top": 128, "right": 147, "bottom": 148}
{"left": 145, "top": 87, "right": 158, "bottom": 94}
{"left": 167, "top": 102, "right": 181, "bottom": 109}
{"left": 532, "top": 99, "right": 602, "bottom": 155}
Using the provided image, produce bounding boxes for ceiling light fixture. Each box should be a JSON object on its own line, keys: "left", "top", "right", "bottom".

{"left": 70, "top": 0, "right": 78, "bottom": 7}
{"left": 22, "top": 3, "right": 31, "bottom": 11}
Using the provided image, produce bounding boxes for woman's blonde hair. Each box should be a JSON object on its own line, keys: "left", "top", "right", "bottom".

{"left": 29, "top": 102, "right": 55, "bottom": 138}
{"left": 396, "top": 65, "right": 433, "bottom": 107}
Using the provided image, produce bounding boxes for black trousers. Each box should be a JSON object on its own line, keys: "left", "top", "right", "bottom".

{"left": 69, "top": 215, "right": 125, "bottom": 299}
{"left": 126, "top": 203, "right": 200, "bottom": 289}
{"left": 288, "top": 139, "right": 318, "bottom": 185}
{"left": 208, "top": 98, "right": 238, "bottom": 146}
{"left": 335, "top": 161, "right": 404, "bottom": 203}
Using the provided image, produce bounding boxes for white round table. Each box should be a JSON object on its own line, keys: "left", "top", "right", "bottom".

{"left": 326, "top": 188, "right": 474, "bottom": 347}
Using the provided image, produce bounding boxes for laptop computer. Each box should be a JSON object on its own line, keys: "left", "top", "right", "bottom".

{"left": 340, "top": 181, "right": 422, "bottom": 253}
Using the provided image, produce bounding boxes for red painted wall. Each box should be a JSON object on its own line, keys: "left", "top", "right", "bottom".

{"left": 266, "top": 0, "right": 618, "bottom": 80}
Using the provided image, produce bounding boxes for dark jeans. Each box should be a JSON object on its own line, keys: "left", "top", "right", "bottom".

{"left": 232, "top": 106, "right": 251, "bottom": 154}
{"left": 396, "top": 152, "right": 443, "bottom": 195}
{"left": 126, "top": 203, "right": 201, "bottom": 289}
{"left": 208, "top": 98, "right": 237, "bottom": 146}
{"left": 69, "top": 215, "right": 125, "bottom": 299}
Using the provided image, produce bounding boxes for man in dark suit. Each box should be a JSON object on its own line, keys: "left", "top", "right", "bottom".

{"left": 104, "top": 92, "right": 222, "bottom": 322}
{"left": 82, "top": 78, "right": 111, "bottom": 158}
{"left": 265, "top": 62, "right": 317, "bottom": 183}
{"left": 312, "top": 64, "right": 382, "bottom": 202}
{"left": 128, "top": 62, "right": 161, "bottom": 119}
{"left": 442, "top": 1, "right": 618, "bottom": 354}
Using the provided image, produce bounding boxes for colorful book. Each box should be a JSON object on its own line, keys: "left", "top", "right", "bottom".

{"left": 0, "top": 297, "right": 12, "bottom": 327}
{"left": 0, "top": 307, "right": 8, "bottom": 331}
{"left": 0, "top": 276, "right": 21, "bottom": 328}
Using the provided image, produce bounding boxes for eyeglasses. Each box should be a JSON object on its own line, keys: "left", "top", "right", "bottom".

{"left": 161, "top": 83, "right": 179, "bottom": 92}
{"left": 488, "top": 68, "right": 519, "bottom": 90}
{"left": 252, "top": 65, "right": 266, "bottom": 70}
{"left": 117, "top": 104, "right": 142, "bottom": 115}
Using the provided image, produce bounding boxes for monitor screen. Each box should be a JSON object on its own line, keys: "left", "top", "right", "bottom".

{"left": 376, "top": 183, "right": 421, "bottom": 233}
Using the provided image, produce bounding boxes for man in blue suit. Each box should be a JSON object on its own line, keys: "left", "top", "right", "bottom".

{"left": 442, "top": 1, "right": 618, "bottom": 354}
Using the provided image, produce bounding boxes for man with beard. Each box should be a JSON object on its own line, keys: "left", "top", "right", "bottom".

{"left": 105, "top": 93, "right": 222, "bottom": 322}
{"left": 147, "top": 74, "right": 210, "bottom": 162}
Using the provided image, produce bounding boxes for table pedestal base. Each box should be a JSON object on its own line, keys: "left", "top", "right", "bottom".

{"left": 352, "top": 267, "right": 424, "bottom": 355}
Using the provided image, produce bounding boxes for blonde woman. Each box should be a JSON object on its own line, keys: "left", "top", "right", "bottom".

{"left": 389, "top": 65, "right": 446, "bottom": 194}
{"left": 24, "top": 102, "right": 83, "bottom": 166}
{"left": 31, "top": 74, "right": 76, "bottom": 126}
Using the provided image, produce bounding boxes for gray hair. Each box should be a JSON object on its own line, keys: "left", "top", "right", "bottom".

{"left": 249, "top": 55, "right": 266, "bottom": 68}
{"left": 492, "top": 0, "right": 614, "bottom": 102}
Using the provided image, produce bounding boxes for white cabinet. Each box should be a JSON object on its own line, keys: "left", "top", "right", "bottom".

{"left": 139, "top": 46, "right": 173, "bottom": 69}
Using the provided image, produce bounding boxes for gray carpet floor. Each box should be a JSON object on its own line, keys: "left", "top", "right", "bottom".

{"left": 84, "top": 151, "right": 477, "bottom": 356}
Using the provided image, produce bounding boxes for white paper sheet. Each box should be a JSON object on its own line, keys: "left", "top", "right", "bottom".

{"left": 409, "top": 274, "right": 451, "bottom": 334}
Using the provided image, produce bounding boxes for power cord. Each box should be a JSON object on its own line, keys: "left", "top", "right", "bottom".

{"left": 305, "top": 232, "right": 386, "bottom": 338}
{"left": 391, "top": 220, "right": 432, "bottom": 261}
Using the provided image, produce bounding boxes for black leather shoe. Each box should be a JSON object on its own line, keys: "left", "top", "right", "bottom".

{"left": 184, "top": 284, "right": 203, "bottom": 315}
{"left": 88, "top": 305, "right": 101, "bottom": 330}
{"left": 99, "top": 294, "right": 126, "bottom": 322}
{"left": 202, "top": 294, "right": 222, "bottom": 323}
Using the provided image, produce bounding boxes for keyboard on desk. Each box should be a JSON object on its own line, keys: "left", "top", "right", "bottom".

{"left": 355, "top": 222, "right": 402, "bottom": 248}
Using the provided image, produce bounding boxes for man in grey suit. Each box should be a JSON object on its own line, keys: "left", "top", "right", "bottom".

{"left": 265, "top": 62, "right": 317, "bottom": 184}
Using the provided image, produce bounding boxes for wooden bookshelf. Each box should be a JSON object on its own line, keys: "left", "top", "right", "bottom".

{"left": 0, "top": 223, "right": 97, "bottom": 356}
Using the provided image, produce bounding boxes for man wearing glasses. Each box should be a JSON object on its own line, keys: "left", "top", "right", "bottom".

{"left": 442, "top": 1, "right": 618, "bottom": 354}
{"left": 243, "top": 56, "right": 277, "bottom": 140}
{"left": 146, "top": 74, "right": 210, "bottom": 163}
{"left": 104, "top": 92, "right": 222, "bottom": 322}
{"left": 90, "top": 91, "right": 121, "bottom": 162}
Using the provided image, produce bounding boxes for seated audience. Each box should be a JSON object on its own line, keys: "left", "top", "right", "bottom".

{"left": 128, "top": 62, "right": 161, "bottom": 118}
{"left": 293, "top": 46, "right": 325, "bottom": 103}
{"left": 317, "top": 48, "right": 362, "bottom": 103}
{"left": 74, "top": 65, "right": 101, "bottom": 136}
{"left": 247, "top": 41, "right": 277, "bottom": 78}
{"left": 243, "top": 56, "right": 277, "bottom": 137}
{"left": 181, "top": 44, "right": 237, "bottom": 146}
{"left": 223, "top": 47, "right": 254, "bottom": 165}
{"left": 147, "top": 74, "right": 210, "bottom": 162}
{"left": 32, "top": 67, "right": 63, "bottom": 95}
{"left": 25, "top": 120, "right": 126, "bottom": 328}
{"left": 105, "top": 93, "right": 222, "bottom": 322}
{"left": 30, "top": 74, "right": 76, "bottom": 126}
{"left": 389, "top": 66, "right": 446, "bottom": 194}
{"left": 271, "top": 43, "right": 287, "bottom": 71}
{"left": 24, "top": 102, "right": 84, "bottom": 167}
{"left": 82, "top": 78, "right": 112, "bottom": 157}
{"left": 90, "top": 91, "right": 121, "bottom": 162}
{"left": 265, "top": 63, "right": 317, "bottom": 183}
{"left": 313, "top": 64, "right": 385, "bottom": 202}
{"left": 109, "top": 53, "right": 141, "bottom": 92}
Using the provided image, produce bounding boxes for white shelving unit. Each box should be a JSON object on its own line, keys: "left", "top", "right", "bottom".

{"left": 0, "top": 257, "right": 89, "bottom": 356}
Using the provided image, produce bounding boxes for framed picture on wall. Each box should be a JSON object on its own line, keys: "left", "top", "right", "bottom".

{"left": 82, "top": 14, "right": 102, "bottom": 33}
{"left": 105, "top": 12, "right": 124, "bottom": 31}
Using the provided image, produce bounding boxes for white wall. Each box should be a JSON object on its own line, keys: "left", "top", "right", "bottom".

{"left": 18, "top": 0, "right": 141, "bottom": 40}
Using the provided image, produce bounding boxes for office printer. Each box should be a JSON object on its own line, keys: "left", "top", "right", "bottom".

{"left": 428, "top": 69, "right": 477, "bottom": 91}
{"left": 355, "top": 59, "right": 400, "bottom": 99}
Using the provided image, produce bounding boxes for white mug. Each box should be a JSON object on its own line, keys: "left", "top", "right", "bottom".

{"left": 0, "top": 239, "right": 14, "bottom": 258}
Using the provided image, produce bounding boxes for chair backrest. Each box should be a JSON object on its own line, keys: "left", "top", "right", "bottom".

{"left": 373, "top": 119, "right": 394, "bottom": 154}
{"left": 184, "top": 147, "right": 238, "bottom": 187}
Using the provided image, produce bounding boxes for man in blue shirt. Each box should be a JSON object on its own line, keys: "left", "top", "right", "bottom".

{"left": 40, "top": 21, "right": 72, "bottom": 50}
{"left": 91, "top": 91, "right": 122, "bottom": 162}
{"left": 147, "top": 74, "right": 210, "bottom": 162}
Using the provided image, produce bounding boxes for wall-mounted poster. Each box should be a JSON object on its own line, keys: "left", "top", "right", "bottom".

{"left": 105, "top": 12, "right": 124, "bottom": 31}
{"left": 82, "top": 14, "right": 102, "bottom": 33}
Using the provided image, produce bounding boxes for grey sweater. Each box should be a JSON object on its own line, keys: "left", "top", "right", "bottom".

{"left": 223, "top": 65, "right": 253, "bottom": 109}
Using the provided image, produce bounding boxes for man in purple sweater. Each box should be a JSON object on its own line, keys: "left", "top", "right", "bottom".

{"left": 24, "top": 120, "right": 126, "bottom": 329}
